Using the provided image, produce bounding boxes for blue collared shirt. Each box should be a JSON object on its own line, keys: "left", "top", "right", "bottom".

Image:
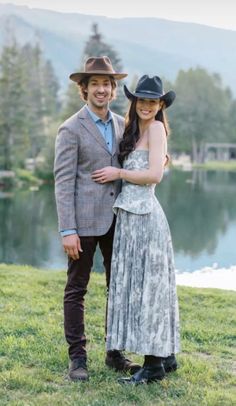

{"left": 60, "top": 105, "right": 114, "bottom": 237}
{"left": 86, "top": 105, "right": 113, "bottom": 152}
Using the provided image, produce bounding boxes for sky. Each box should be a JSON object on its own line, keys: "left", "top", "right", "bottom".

{"left": 1, "top": 0, "right": 236, "bottom": 31}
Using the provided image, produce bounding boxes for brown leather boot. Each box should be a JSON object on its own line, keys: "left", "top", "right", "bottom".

{"left": 105, "top": 350, "right": 141, "bottom": 374}
{"left": 68, "top": 357, "right": 89, "bottom": 381}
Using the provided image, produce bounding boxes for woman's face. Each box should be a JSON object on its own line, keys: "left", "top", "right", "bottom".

{"left": 136, "top": 98, "right": 160, "bottom": 121}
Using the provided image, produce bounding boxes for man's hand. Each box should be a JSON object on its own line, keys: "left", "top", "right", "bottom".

{"left": 62, "top": 234, "right": 83, "bottom": 260}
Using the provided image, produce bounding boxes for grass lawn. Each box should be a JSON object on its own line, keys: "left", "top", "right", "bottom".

{"left": 0, "top": 264, "right": 236, "bottom": 406}
{"left": 193, "top": 161, "right": 236, "bottom": 172}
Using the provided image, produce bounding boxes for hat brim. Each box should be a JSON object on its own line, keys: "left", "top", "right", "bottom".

{"left": 70, "top": 71, "right": 128, "bottom": 83}
{"left": 124, "top": 85, "right": 176, "bottom": 108}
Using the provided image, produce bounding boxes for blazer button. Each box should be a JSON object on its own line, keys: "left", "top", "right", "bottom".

{"left": 110, "top": 192, "right": 114, "bottom": 196}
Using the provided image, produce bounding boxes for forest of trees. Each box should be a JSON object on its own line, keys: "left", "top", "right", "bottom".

{"left": 0, "top": 38, "right": 59, "bottom": 171}
{"left": 0, "top": 24, "right": 236, "bottom": 177}
{"left": 169, "top": 69, "right": 236, "bottom": 162}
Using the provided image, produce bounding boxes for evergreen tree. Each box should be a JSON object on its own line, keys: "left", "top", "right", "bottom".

{"left": 62, "top": 23, "right": 127, "bottom": 118}
{"left": 170, "top": 68, "right": 233, "bottom": 162}
{"left": 84, "top": 23, "right": 126, "bottom": 115}
{"left": 0, "top": 38, "right": 28, "bottom": 169}
{"left": 0, "top": 37, "right": 60, "bottom": 170}
{"left": 41, "top": 59, "right": 60, "bottom": 124}
{"left": 21, "top": 43, "right": 45, "bottom": 159}
{"left": 60, "top": 83, "right": 84, "bottom": 122}
{"left": 228, "top": 100, "right": 236, "bottom": 143}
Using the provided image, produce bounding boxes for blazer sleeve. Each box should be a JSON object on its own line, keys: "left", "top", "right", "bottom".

{"left": 54, "top": 126, "right": 79, "bottom": 231}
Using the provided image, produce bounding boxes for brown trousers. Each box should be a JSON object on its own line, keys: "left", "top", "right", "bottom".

{"left": 64, "top": 219, "right": 115, "bottom": 360}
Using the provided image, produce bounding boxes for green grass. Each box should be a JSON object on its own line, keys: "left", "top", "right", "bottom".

{"left": 194, "top": 160, "right": 236, "bottom": 171}
{"left": 0, "top": 264, "right": 235, "bottom": 406}
{"left": 15, "top": 169, "right": 43, "bottom": 186}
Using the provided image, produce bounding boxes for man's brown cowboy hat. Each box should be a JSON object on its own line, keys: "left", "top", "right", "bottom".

{"left": 70, "top": 56, "right": 127, "bottom": 83}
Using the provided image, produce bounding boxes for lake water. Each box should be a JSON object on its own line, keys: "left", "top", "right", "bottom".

{"left": 0, "top": 169, "right": 235, "bottom": 273}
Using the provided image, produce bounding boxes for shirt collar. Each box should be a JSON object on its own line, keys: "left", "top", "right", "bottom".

{"left": 86, "top": 104, "right": 112, "bottom": 124}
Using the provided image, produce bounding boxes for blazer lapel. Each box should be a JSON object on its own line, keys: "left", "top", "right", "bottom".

{"left": 79, "top": 106, "right": 110, "bottom": 152}
{"left": 111, "top": 114, "right": 121, "bottom": 156}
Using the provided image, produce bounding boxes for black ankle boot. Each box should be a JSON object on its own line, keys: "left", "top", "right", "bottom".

{"left": 118, "top": 356, "right": 165, "bottom": 385}
{"left": 143, "top": 355, "right": 163, "bottom": 367}
{"left": 162, "top": 354, "right": 178, "bottom": 373}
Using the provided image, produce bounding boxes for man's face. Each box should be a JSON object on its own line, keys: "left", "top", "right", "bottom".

{"left": 86, "top": 75, "right": 113, "bottom": 110}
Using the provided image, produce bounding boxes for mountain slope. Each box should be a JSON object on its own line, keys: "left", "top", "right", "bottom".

{"left": 0, "top": 3, "right": 235, "bottom": 93}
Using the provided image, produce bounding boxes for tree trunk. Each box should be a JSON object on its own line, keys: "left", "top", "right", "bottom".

{"left": 199, "top": 142, "right": 205, "bottom": 163}
{"left": 192, "top": 139, "right": 205, "bottom": 163}
{"left": 192, "top": 138, "right": 198, "bottom": 163}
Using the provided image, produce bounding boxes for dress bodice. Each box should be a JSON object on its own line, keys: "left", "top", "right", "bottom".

{"left": 113, "top": 150, "right": 156, "bottom": 215}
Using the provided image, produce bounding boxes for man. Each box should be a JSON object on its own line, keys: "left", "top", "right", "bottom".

{"left": 54, "top": 56, "right": 140, "bottom": 381}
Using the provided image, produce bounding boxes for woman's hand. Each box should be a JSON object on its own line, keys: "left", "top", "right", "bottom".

{"left": 91, "top": 166, "right": 120, "bottom": 183}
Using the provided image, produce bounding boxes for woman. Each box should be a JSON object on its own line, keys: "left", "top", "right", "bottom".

{"left": 92, "top": 75, "right": 180, "bottom": 384}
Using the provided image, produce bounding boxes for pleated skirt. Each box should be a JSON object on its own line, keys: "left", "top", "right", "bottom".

{"left": 106, "top": 200, "right": 180, "bottom": 357}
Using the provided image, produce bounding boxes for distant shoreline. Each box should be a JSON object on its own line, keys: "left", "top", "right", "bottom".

{"left": 176, "top": 265, "right": 236, "bottom": 291}
{"left": 0, "top": 262, "right": 235, "bottom": 291}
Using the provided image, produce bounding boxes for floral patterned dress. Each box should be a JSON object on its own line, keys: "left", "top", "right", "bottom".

{"left": 106, "top": 150, "right": 180, "bottom": 357}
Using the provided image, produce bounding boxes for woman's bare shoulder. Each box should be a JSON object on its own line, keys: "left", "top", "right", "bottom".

{"left": 149, "top": 120, "right": 165, "bottom": 130}
{"left": 147, "top": 121, "right": 166, "bottom": 140}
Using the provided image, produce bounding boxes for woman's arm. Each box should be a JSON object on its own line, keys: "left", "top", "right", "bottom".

{"left": 91, "top": 121, "right": 167, "bottom": 185}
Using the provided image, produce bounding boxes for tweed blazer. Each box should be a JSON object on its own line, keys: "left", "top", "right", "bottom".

{"left": 54, "top": 105, "right": 124, "bottom": 236}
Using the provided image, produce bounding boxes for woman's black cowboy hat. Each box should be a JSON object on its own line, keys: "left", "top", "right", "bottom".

{"left": 124, "top": 75, "right": 176, "bottom": 108}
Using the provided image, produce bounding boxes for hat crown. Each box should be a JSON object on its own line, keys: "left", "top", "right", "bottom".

{"left": 135, "top": 75, "right": 163, "bottom": 97}
{"left": 84, "top": 56, "right": 115, "bottom": 74}
{"left": 123, "top": 75, "right": 176, "bottom": 108}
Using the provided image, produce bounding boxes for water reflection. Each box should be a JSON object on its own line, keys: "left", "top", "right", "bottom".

{"left": 0, "top": 170, "right": 235, "bottom": 272}
{"left": 158, "top": 171, "right": 236, "bottom": 253}
{"left": 0, "top": 187, "right": 65, "bottom": 268}
{"left": 157, "top": 170, "right": 236, "bottom": 270}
